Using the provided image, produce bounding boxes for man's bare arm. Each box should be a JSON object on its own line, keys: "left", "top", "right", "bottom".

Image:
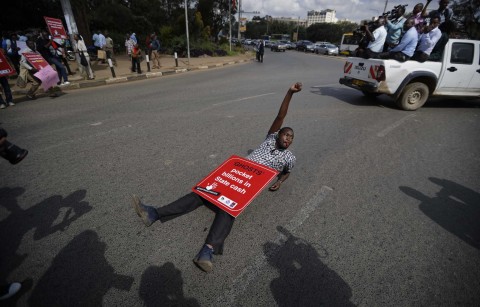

{"left": 268, "top": 82, "right": 302, "bottom": 135}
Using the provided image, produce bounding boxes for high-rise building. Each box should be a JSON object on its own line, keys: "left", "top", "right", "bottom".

{"left": 306, "top": 9, "right": 337, "bottom": 27}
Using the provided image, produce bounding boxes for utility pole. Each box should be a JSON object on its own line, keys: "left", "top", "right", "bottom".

{"left": 237, "top": 0, "right": 242, "bottom": 41}
{"left": 184, "top": 0, "right": 190, "bottom": 63}
{"left": 383, "top": 0, "right": 389, "bottom": 14}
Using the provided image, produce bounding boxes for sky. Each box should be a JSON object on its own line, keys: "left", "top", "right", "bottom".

{"left": 239, "top": 0, "right": 441, "bottom": 23}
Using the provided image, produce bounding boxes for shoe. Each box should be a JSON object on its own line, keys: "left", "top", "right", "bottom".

{"left": 193, "top": 244, "right": 214, "bottom": 272}
{"left": 60, "top": 81, "right": 71, "bottom": 86}
{"left": 0, "top": 104, "right": 6, "bottom": 109}
{"left": 0, "top": 282, "right": 22, "bottom": 300}
{"left": 131, "top": 194, "right": 158, "bottom": 227}
{"left": 8, "top": 102, "right": 15, "bottom": 106}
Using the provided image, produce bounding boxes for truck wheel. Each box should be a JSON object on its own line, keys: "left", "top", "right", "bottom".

{"left": 396, "top": 82, "right": 429, "bottom": 111}
{"left": 362, "top": 91, "right": 381, "bottom": 98}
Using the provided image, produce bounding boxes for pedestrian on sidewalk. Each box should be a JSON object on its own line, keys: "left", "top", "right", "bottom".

{"left": 150, "top": 35, "right": 161, "bottom": 69}
{"left": 105, "top": 31, "right": 116, "bottom": 66}
{"left": 131, "top": 82, "right": 302, "bottom": 273}
{"left": 73, "top": 34, "right": 95, "bottom": 80}
{"left": 131, "top": 43, "right": 142, "bottom": 74}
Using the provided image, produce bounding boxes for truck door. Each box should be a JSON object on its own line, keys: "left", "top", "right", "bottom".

{"left": 437, "top": 42, "right": 477, "bottom": 94}
{"left": 469, "top": 42, "right": 480, "bottom": 92}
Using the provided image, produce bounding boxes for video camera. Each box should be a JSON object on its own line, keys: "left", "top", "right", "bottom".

{"left": 383, "top": 4, "right": 408, "bottom": 20}
{"left": 0, "top": 128, "right": 28, "bottom": 165}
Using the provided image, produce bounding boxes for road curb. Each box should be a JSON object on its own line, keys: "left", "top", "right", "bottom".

{"left": 9, "top": 58, "right": 253, "bottom": 101}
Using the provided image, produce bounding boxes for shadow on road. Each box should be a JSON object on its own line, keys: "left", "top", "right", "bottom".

{"left": 28, "top": 230, "right": 134, "bottom": 306}
{"left": 310, "top": 86, "right": 397, "bottom": 109}
{"left": 139, "top": 263, "right": 199, "bottom": 307}
{"left": 265, "top": 226, "right": 355, "bottom": 306}
{"left": 0, "top": 188, "right": 92, "bottom": 282}
{"left": 400, "top": 177, "right": 480, "bottom": 249}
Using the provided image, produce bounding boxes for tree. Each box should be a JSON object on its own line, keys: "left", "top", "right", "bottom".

{"left": 451, "top": 0, "right": 480, "bottom": 39}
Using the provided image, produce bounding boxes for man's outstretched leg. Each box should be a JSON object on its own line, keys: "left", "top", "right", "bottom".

{"left": 131, "top": 194, "right": 159, "bottom": 226}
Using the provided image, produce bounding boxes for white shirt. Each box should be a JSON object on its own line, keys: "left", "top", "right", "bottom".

{"left": 417, "top": 27, "right": 442, "bottom": 55}
{"left": 367, "top": 26, "right": 387, "bottom": 53}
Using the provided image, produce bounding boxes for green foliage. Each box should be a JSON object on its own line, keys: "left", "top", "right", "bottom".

{"left": 306, "top": 22, "right": 357, "bottom": 44}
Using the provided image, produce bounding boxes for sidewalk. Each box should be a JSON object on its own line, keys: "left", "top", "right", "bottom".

{"left": 8, "top": 51, "right": 255, "bottom": 103}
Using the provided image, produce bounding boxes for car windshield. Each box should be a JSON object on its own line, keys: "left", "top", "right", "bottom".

{"left": 326, "top": 44, "right": 336, "bottom": 48}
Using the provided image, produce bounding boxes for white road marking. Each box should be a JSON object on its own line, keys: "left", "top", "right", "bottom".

{"left": 215, "top": 185, "right": 333, "bottom": 306}
{"left": 212, "top": 92, "right": 276, "bottom": 107}
{"left": 377, "top": 114, "right": 416, "bottom": 137}
{"left": 90, "top": 122, "right": 103, "bottom": 126}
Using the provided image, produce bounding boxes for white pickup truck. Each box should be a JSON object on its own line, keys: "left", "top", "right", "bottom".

{"left": 339, "top": 39, "right": 480, "bottom": 110}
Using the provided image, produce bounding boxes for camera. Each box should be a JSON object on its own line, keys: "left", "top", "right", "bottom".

{"left": 0, "top": 128, "right": 28, "bottom": 165}
{"left": 383, "top": 4, "right": 408, "bottom": 20}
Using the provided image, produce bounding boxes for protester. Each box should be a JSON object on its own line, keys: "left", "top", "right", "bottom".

{"left": 357, "top": 17, "right": 387, "bottom": 59}
{"left": 150, "top": 35, "right": 161, "bottom": 69}
{"left": 427, "top": 0, "right": 454, "bottom": 24}
{"left": 379, "top": 18, "right": 418, "bottom": 62}
{"left": 0, "top": 48, "right": 15, "bottom": 109}
{"left": 428, "top": 20, "right": 455, "bottom": 61}
{"left": 131, "top": 43, "right": 142, "bottom": 73}
{"left": 52, "top": 37, "right": 74, "bottom": 76}
{"left": 384, "top": 6, "right": 406, "bottom": 51}
{"left": 131, "top": 82, "right": 302, "bottom": 273}
{"left": 73, "top": 34, "right": 95, "bottom": 80}
{"left": 6, "top": 33, "right": 20, "bottom": 74}
{"left": 17, "top": 41, "right": 42, "bottom": 99}
{"left": 412, "top": 16, "right": 442, "bottom": 62}
{"left": 92, "top": 30, "right": 100, "bottom": 51}
{"left": 36, "top": 30, "right": 70, "bottom": 86}
{"left": 0, "top": 76, "right": 14, "bottom": 109}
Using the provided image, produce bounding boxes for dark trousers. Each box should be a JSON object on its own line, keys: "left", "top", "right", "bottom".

{"left": 0, "top": 77, "right": 13, "bottom": 104}
{"left": 131, "top": 57, "right": 141, "bottom": 73}
{"left": 48, "top": 56, "right": 68, "bottom": 83}
{"left": 412, "top": 51, "right": 429, "bottom": 63}
{"left": 378, "top": 51, "right": 410, "bottom": 62}
{"left": 155, "top": 192, "right": 235, "bottom": 255}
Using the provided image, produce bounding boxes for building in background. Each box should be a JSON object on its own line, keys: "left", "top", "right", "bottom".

{"left": 307, "top": 9, "right": 337, "bottom": 27}
{"left": 272, "top": 17, "right": 307, "bottom": 27}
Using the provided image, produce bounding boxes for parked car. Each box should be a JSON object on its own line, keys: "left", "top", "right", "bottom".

{"left": 315, "top": 43, "right": 339, "bottom": 55}
{"left": 295, "top": 40, "right": 313, "bottom": 51}
{"left": 271, "top": 41, "right": 288, "bottom": 52}
{"left": 305, "top": 43, "right": 316, "bottom": 53}
{"left": 286, "top": 41, "right": 296, "bottom": 49}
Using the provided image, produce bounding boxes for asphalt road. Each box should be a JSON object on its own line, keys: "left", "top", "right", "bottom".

{"left": 1, "top": 49, "right": 479, "bottom": 306}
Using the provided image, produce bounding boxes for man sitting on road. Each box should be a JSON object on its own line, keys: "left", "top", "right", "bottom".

{"left": 131, "top": 82, "right": 303, "bottom": 273}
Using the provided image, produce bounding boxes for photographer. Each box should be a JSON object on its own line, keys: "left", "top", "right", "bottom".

{"left": 405, "top": 3, "right": 428, "bottom": 33}
{"left": 357, "top": 17, "right": 387, "bottom": 59}
{"left": 412, "top": 16, "right": 442, "bottom": 62}
{"left": 379, "top": 18, "right": 418, "bottom": 62}
{"left": 427, "top": 0, "right": 453, "bottom": 24}
{"left": 384, "top": 5, "right": 407, "bottom": 51}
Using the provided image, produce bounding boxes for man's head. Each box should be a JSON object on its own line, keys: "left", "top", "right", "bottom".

{"left": 40, "top": 30, "right": 49, "bottom": 38}
{"left": 26, "top": 40, "right": 35, "bottom": 50}
{"left": 375, "top": 17, "right": 386, "bottom": 28}
{"left": 429, "top": 16, "right": 441, "bottom": 30}
{"left": 403, "top": 17, "right": 416, "bottom": 31}
{"left": 413, "top": 3, "right": 424, "bottom": 14}
{"left": 395, "top": 6, "right": 406, "bottom": 18}
{"left": 276, "top": 127, "right": 294, "bottom": 149}
{"left": 438, "top": 0, "right": 449, "bottom": 10}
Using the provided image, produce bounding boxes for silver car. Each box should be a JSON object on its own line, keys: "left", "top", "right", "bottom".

{"left": 314, "top": 43, "right": 339, "bottom": 55}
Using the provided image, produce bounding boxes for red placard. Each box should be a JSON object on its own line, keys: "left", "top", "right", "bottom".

{"left": 44, "top": 16, "right": 68, "bottom": 39}
{"left": 192, "top": 155, "right": 278, "bottom": 217}
{"left": 22, "top": 53, "right": 50, "bottom": 70}
{"left": 0, "top": 52, "right": 16, "bottom": 77}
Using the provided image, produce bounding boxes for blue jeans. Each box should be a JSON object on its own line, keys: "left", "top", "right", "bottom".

{"left": 0, "top": 77, "right": 13, "bottom": 104}
{"left": 48, "top": 56, "right": 68, "bottom": 83}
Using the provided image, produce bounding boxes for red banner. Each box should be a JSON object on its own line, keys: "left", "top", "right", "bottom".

{"left": 192, "top": 155, "right": 278, "bottom": 217}
{"left": 44, "top": 16, "right": 68, "bottom": 39}
{"left": 22, "top": 53, "right": 50, "bottom": 70}
{"left": 0, "top": 52, "right": 16, "bottom": 77}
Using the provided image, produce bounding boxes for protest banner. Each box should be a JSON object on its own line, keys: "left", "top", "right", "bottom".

{"left": 22, "top": 52, "right": 50, "bottom": 70}
{"left": 0, "top": 52, "right": 16, "bottom": 77}
{"left": 44, "top": 16, "right": 68, "bottom": 39}
{"left": 34, "top": 66, "right": 59, "bottom": 91}
{"left": 192, "top": 155, "right": 278, "bottom": 217}
{"left": 22, "top": 52, "right": 59, "bottom": 90}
